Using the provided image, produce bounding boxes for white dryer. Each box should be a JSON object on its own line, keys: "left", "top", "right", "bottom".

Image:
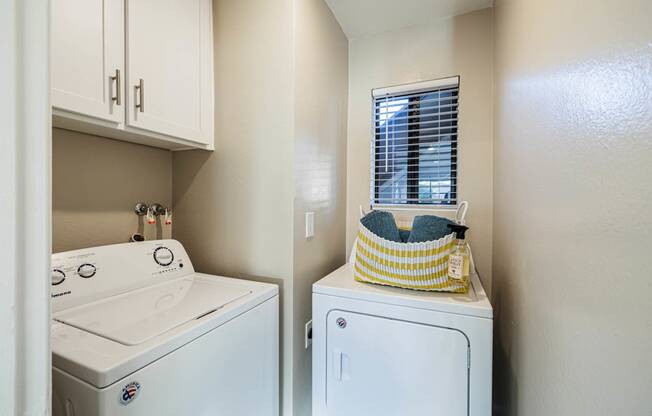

{"left": 312, "top": 263, "right": 492, "bottom": 416}
{"left": 51, "top": 240, "right": 278, "bottom": 416}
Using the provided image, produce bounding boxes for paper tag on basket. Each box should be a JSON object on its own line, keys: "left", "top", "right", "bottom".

{"left": 448, "top": 254, "right": 464, "bottom": 280}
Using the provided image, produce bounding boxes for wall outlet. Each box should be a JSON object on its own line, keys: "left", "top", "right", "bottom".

{"left": 305, "top": 212, "right": 315, "bottom": 238}
{"left": 305, "top": 320, "right": 313, "bottom": 349}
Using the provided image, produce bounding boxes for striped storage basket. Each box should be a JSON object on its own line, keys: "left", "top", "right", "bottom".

{"left": 353, "top": 219, "right": 469, "bottom": 293}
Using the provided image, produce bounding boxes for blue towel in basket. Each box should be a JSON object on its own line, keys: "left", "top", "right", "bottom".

{"left": 360, "top": 210, "right": 401, "bottom": 242}
{"left": 407, "top": 215, "right": 456, "bottom": 243}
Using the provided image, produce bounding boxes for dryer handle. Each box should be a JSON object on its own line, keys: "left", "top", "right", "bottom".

{"left": 332, "top": 349, "right": 350, "bottom": 381}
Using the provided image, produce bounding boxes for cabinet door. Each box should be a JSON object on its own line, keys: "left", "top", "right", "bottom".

{"left": 51, "top": 0, "right": 124, "bottom": 124}
{"left": 325, "top": 311, "right": 469, "bottom": 416}
{"left": 125, "top": 0, "right": 213, "bottom": 145}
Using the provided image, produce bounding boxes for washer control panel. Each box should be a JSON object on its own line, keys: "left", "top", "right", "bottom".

{"left": 51, "top": 256, "right": 99, "bottom": 288}
{"left": 51, "top": 240, "right": 194, "bottom": 312}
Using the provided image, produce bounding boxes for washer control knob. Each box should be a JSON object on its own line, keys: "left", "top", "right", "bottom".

{"left": 77, "top": 263, "right": 96, "bottom": 278}
{"left": 153, "top": 247, "right": 174, "bottom": 266}
{"left": 52, "top": 269, "right": 66, "bottom": 286}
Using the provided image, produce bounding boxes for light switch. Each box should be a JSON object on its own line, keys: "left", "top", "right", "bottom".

{"left": 305, "top": 212, "right": 315, "bottom": 238}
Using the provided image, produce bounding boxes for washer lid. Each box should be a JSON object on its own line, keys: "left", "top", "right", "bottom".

{"left": 54, "top": 277, "right": 251, "bottom": 346}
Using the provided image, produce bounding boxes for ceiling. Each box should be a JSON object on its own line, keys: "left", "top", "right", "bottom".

{"left": 324, "top": 0, "right": 493, "bottom": 39}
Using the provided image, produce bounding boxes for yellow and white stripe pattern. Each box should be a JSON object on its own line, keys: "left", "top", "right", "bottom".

{"left": 353, "top": 222, "right": 469, "bottom": 293}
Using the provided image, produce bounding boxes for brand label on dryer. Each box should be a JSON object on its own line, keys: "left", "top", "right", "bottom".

{"left": 120, "top": 381, "right": 141, "bottom": 405}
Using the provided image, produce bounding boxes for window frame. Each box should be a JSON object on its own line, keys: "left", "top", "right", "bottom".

{"left": 370, "top": 76, "right": 460, "bottom": 209}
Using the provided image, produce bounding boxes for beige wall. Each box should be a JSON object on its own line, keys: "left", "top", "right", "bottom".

{"left": 52, "top": 128, "right": 171, "bottom": 252}
{"left": 492, "top": 1, "right": 652, "bottom": 415}
{"left": 173, "top": 0, "right": 295, "bottom": 281}
{"left": 292, "top": 0, "right": 348, "bottom": 414}
{"left": 346, "top": 8, "right": 494, "bottom": 294}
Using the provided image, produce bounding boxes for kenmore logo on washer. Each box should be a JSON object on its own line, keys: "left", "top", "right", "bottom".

{"left": 120, "top": 381, "right": 141, "bottom": 405}
{"left": 51, "top": 291, "right": 71, "bottom": 298}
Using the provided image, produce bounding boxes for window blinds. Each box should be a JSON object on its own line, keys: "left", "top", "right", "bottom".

{"left": 371, "top": 76, "right": 459, "bottom": 206}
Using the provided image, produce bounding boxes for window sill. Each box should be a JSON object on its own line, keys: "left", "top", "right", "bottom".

{"left": 371, "top": 204, "right": 458, "bottom": 212}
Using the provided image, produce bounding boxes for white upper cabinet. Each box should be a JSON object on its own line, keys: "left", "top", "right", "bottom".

{"left": 51, "top": 0, "right": 214, "bottom": 150}
{"left": 52, "top": 0, "right": 124, "bottom": 124}
{"left": 126, "top": 0, "right": 213, "bottom": 146}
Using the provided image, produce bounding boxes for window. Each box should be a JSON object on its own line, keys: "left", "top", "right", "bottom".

{"left": 371, "top": 76, "right": 459, "bottom": 206}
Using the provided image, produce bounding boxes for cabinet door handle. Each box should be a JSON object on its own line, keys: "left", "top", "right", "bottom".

{"left": 110, "top": 69, "right": 121, "bottom": 105}
{"left": 135, "top": 78, "right": 144, "bottom": 112}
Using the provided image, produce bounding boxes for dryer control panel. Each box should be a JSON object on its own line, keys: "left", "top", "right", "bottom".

{"left": 51, "top": 239, "right": 194, "bottom": 313}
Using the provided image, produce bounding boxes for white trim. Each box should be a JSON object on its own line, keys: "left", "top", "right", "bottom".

{"left": 372, "top": 76, "right": 460, "bottom": 98}
{"left": 0, "top": 0, "right": 51, "bottom": 414}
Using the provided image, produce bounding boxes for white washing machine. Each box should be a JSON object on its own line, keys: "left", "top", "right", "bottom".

{"left": 312, "top": 263, "right": 492, "bottom": 416}
{"left": 51, "top": 239, "right": 278, "bottom": 416}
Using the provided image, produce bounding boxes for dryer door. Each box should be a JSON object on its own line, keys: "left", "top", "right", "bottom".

{"left": 325, "top": 310, "right": 468, "bottom": 416}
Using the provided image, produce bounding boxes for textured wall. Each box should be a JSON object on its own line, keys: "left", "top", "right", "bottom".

{"left": 52, "top": 128, "right": 172, "bottom": 252}
{"left": 492, "top": 0, "right": 652, "bottom": 414}
{"left": 292, "top": 0, "right": 348, "bottom": 414}
{"left": 346, "top": 8, "right": 495, "bottom": 294}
